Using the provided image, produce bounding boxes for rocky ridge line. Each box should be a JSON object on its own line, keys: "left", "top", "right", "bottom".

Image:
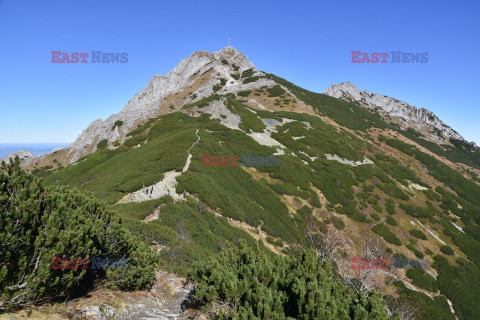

{"left": 324, "top": 82, "right": 465, "bottom": 145}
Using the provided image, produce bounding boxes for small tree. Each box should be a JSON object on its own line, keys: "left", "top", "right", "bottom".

{"left": 305, "top": 214, "right": 346, "bottom": 263}
{"left": 385, "top": 296, "right": 418, "bottom": 320}
{"left": 337, "top": 231, "right": 398, "bottom": 297}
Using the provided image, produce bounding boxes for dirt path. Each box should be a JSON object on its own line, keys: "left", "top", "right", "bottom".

{"left": 114, "top": 272, "right": 192, "bottom": 320}
{"left": 117, "top": 130, "right": 200, "bottom": 204}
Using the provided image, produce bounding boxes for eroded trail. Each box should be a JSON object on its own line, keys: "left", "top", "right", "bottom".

{"left": 115, "top": 272, "right": 192, "bottom": 320}
{"left": 117, "top": 129, "right": 200, "bottom": 204}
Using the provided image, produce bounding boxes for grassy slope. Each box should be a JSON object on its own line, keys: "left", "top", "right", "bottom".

{"left": 42, "top": 82, "right": 480, "bottom": 319}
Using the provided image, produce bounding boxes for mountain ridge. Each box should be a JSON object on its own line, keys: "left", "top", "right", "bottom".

{"left": 324, "top": 82, "right": 469, "bottom": 146}
{"left": 5, "top": 47, "right": 477, "bottom": 176}
{"left": 18, "top": 47, "right": 278, "bottom": 168}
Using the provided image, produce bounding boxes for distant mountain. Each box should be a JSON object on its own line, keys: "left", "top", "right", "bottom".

{"left": 0, "top": 149, "right": 34, "bottom": 163}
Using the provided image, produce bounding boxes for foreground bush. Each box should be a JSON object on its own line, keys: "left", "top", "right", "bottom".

{"left": 189, "top": 240, "right": 395, "bottom": 319}
{"left": 0, "top": 158, "right": 158, "bottom": 310}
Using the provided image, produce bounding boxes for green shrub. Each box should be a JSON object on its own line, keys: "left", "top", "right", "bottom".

{"left": 371, "top": 223, "right": 402, "bottom": 246}
{"left": 406, "top": 244, "right": 424, "bottom": 259}
{"left": 0, "top": 158, "right": 157, "bottom": 310}
{"left": 237, "top": 90, "right": 251, "bottom": 97}
{"left": 113, "top": 198, "right": 164, "bottom": 221}
{"left": 406, "top": 269, "right": 438, "bottom": 292}
{"left": 266, "top": 85, "right": 286, "bottom": 97}
{"left": 200, "top": 67, "right": 213, "bottom": 76}
{"left": 265, "top": 236, "right": 276, "bottom": 245}
{"left": 386, "top": 215, "right": 398, "bottom": 226}
{"left": 241, "top": 68, "right": 254, "bottom": 78}
{"left": 296, "top": 205, "right": 312, "bottom": 218}
{"left": 432, "top": 255, "right": 480, "bottom": 319}
{"left": 189, "top": 241, "right": 391, "bottom": 319}
{"left": 409, "top": 229, "right": 427, "bottom": 240}
{"left": 126, "top": 122, "right": 152, "bottom": 137}
{"left": 309, "top": 191, "right": 322, "bottom": 208}
{"left": 112, "top": 120, "right": 123, "bottom": 130}
{"left": 226, "top": 99, "right": 265, "bottom": 132}
{"left": 243, "top": 76, "right": 261, "bottom": 84}
{"left": 97, "top": 139, "right": 108, "bottom": 149}
{"left": 334, "top": 217, "right": 346, "bottom": 230}
{"left": 124, "top": 135, "right": 147, "bottom": 147}
{"left": 385, "top": 198, "right": 396, "bottom": 215}
{"left": 440, "top": 245, "right": 454, "bottom": 255}
{"left": 183, "top": 94, "right": 220, "bottom": 110}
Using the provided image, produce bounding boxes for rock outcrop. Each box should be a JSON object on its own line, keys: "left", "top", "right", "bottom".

{"left": 324, "top": 82, "right": 464, "bottom": 145}
{"left": 1, "top": 149, "right": 34, "bottom": 164}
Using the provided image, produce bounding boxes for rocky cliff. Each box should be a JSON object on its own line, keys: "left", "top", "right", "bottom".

{"left": 324, "top": 82, "right": 464, "bottom": 145}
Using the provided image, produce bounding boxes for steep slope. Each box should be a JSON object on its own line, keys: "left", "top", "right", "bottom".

{"left": 22, "top": 47, "right": 276, "bottom": 170}
{"left": 28, "top": 47, "right": 480, "bottom": 319}
{"left": 324, "top": 82, "right": 480, "bottom": 172}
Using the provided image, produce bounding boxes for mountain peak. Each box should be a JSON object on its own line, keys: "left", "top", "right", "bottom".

{"left": 216, "top": 46, "right": 241, "bottom": 55}
{"left": 214, "top": 46, "right": 255, "bottom": 69}
{"left": 324, "top": 82, "right": 464, "bottom": 144}
{"left": 41, "top": 46, "right": 270, "bottom": 165}
{"left": 186, "top": 46, "right": 253, "bottom": 67}
{"left": 325, "top": 82, "right": 362, "bottom": 100}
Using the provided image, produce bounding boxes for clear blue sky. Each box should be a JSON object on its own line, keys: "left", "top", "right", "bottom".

{"left": 0, "top": 0, "right": 479, "bottom": 144}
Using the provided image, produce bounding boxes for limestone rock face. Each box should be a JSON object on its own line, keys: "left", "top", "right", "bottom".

{"left": 1, "top": 149, "right": 34, "bottom": 164}
{"left": 55, "top": 46, "right": 275, "bottom": 164}
{"left": 324, "top": 82, "right": 465, "bottom": 145}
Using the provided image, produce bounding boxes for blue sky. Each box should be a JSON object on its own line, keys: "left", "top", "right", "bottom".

{"left": 0, "top": 0, "right": 479, "bottom": 144}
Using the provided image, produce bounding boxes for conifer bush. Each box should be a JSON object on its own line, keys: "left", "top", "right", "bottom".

{"left": 0, "top": 158, "right": 157, "bottom": 310}
{"left": 371, "top": 223, "right": 402, "bottom": 246}
{"left": 440, "top": 245, "right": 454, "bottom": 255}
{"left": 189, "top": 240, "right": 393, "bottom": 319}
{"left": 97, "top": 139, "right": 108, "bottom": 149}
{"left": 405, "top": 269, "right": 437, "bottom": 292}
{"left": 386, "top": 215, "right": 398, "bottom": 226}
{"left": 409, "top": 229, "right": 427, "bottom": 240}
